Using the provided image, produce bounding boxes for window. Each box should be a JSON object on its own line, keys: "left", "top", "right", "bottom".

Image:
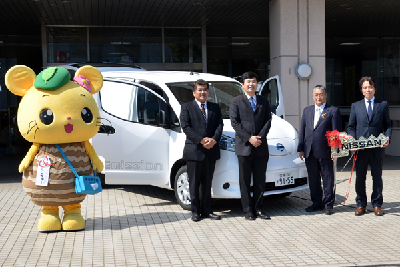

{"left": 100, "top": 81, "right": 165, "bottom": 126}
{"left": 260, "top": 79, "right": 279, "bottom": 114}
{"left": 47, "top": 27, "right": 87, "bottom": 63}
{"left": 167, "top": 82, "right": 244, "bottom": 118}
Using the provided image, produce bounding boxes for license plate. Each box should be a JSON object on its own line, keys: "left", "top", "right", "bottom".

{"left": 275, "top": 172, "right": 295, "bottom": 186}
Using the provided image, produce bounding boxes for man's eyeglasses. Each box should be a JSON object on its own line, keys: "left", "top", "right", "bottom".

{"left": 313, "top": 94, "right": 325, "bottom": 98}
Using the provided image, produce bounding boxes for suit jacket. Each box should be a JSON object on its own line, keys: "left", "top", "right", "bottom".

{"left": 180, "top": 100, "right": 223, "bottom": 161}
{"left": 230, "top": 94, "right": 272, "bottom": 156}
{"left": 347, "top": 98, "right": 392, "bottom": 157}
{"left": 297, "top": 104, "right": 342, "bottom": 159}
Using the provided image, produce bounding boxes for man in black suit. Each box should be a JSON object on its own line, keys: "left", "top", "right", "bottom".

{"left": 180, "top": 79, "right": 223, "bottom": 222}
{"left": 230, "top": 71, "right": 272, "bottom": 220}
{"left": 297, "top": 85, "right": 341, "bottom": 215}
{"left": 347, "top": 77, "right": 391, "bottom": 216}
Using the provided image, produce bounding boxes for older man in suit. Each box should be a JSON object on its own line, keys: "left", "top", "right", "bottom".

{"left": 298, "top": 85, "right": 341, "bottom": 215}
{"left": 180, "top": 79, "right": 223, "bottom": 222}
{"left": 347, "top": 77, "right": 391, "bottom": 216}
{"left": 230, "top": 71, "right": 272, "bottom": 220}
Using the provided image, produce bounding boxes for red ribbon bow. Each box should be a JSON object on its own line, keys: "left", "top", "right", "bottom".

{"left": 325, "top": 130, "right": 342, "bottom": 149}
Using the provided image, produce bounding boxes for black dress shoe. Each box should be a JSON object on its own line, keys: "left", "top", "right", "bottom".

{"left": 255, "top": 210, "right": 271, "bottom": 220}
{"left": 244, "top": 212, "right": 256, "bottom": 220}
{"left": 305, "top": 205, "right": 323, "bottom": 212}
{"left": 191, "top": 214, "right": 201, "bottom": 222}
{"left": 324, "top": 208, "right": 334, "bottom": 215}
{"left": 202, "top": 213, "right": 221, "bottom": 220}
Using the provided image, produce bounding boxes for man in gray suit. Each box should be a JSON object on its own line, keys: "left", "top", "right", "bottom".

{"left": 230, "top": 71, "right": 272, "bottom": 220}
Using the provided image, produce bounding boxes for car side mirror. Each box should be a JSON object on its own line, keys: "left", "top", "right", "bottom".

{"left": 98, "top": 125, "right": 115, "bottom": 135}
{"left": 270, "top": 105, "right": 277, "bottom": 114}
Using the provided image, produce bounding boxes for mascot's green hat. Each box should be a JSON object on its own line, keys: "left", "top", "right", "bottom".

{"left": 34, "top": 67, "right": 71, "bottom": 90}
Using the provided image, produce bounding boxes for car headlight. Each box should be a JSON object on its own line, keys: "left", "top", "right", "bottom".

{"left": 219, "top": 134, "right": 235, "bottom": 152}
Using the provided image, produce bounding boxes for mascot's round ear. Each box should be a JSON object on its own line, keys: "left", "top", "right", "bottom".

{"left": 5, "top": 65, "right": 36, "bottom": 96}
{"left": 75, "top": 65, "right": 103, "bottom": 95}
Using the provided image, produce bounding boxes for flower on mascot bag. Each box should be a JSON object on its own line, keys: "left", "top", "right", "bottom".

{"left": 325, "top": 129, "right": 342, "bottom": 149}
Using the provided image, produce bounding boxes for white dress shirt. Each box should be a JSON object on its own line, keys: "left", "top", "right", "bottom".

{"left": 245, "top": 93, "right": 257, "bottom": 105}
{"left": 195, "top": 99, "right": 208, "bottom": 120}
{"left": 314, "top": 102, "right": 326, "bottom": 128}
{"left": 364, "top": 96, "right": 375, "bottom": 111}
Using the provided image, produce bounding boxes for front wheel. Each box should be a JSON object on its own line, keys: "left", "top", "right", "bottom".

{"left": 174, "top": 165, "right": 191, "bottom": 210}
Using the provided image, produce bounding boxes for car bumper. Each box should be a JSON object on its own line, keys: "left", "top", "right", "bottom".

{"left": 211, "top": 150, "right": 308, "bottom": 198}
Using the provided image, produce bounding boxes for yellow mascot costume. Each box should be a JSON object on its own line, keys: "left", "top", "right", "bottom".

{"left": 5, "top": 65, "right": 104, "bottom": 232}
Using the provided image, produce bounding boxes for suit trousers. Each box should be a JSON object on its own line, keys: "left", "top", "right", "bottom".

{"left": 237, "top": 150, "right": 269, "bottom": 213}
{"left": 355, "top": 148, "right": 383, "bottom": 208}
{"left": 305, "top": 148, "right": 335, "bottom": 209}
{"left": 187, "top": 155, "right": 216, "bottom": 216}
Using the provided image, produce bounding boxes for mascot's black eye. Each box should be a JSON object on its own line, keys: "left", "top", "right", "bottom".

{"left": 40, "top": 109, "right": 54, "bottom": 125}
{"left": 81, "top": 107, "right": 93, "bottom": 123}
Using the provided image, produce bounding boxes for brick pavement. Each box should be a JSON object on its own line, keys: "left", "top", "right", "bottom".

{"left": 1, "top": 155, "right": 400, "bottom": 267}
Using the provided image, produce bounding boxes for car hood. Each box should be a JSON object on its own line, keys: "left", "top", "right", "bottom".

{"left": 222, "top": 114, "right": 298, "bottom": 156}
{"left": 222, "top": 114, "right": 298, "bottom": 140}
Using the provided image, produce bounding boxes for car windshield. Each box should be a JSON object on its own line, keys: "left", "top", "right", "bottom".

{"left": 166, "top": 82, "right": 244, "bottom": 118}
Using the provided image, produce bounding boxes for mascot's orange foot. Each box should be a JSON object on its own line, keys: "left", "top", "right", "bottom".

{"left": 62, "top": 204, "right": 85, "bottom": 231}
{"left": 37, "top": 206, "right": 62, "bottom": 232}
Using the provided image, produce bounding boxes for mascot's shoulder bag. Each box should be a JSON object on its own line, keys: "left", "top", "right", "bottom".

{"left": 55, "top": 144, "right": 102, "bottom": 195}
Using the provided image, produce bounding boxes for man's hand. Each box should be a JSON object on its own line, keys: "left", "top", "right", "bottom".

{"left": 200, "top": 138, "right": 208, "bottom": 145}
{"left": 382, "top": 137, "right": 390, "bottom": 148}
{"left": 299, "top": 151, "right": 304, "bottom": 161}
{"left": 249, "top": 136, "right": 262, "bottom": 147}
{"left": 202, "top": 138, "right": 217, "bottom": 149}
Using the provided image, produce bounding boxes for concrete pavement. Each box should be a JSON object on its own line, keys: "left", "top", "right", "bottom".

{"left": 1, "top": 155, "right": 400, "bottom": 267}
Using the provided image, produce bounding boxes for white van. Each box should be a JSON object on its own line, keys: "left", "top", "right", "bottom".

{"left": 92, "top": 71, "right": 308, "bottom": 210}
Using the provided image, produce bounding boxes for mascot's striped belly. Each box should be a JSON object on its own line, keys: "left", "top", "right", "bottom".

{"left": 22, "top": 142, "right": 92, "bottom": 206}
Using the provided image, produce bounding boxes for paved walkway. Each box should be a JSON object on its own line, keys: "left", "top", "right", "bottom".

{"left": 1, "top": 155, "right": 400, "bottom": 267}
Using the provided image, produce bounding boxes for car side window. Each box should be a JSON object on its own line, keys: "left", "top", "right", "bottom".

{"left": 101, "top": 81, "right": 165, "bottom": 127}
{"left": 137, "top": 88, "right": 162, "bottom": 126}
{"left": 260, "top": 78, "right": 279, "bottom": 114}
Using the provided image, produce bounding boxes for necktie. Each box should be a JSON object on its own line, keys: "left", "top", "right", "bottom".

{"left": 249, "top": 96, "right": 256, "bottom": 112}
{"left": 314, "top": 107, "right": 321, "bottom": 128}
{"left": 201, "top": 103, "right": 206, "bottom": 123}
{"left": 367, "top": 100, "right": 372, "bottom": 120}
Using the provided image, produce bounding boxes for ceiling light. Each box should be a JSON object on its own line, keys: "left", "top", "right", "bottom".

{"left": 109, "top": 52, "right": 127, "bottom": 55}
{"left": 339, "top": 43, "right": 361, "bottom": 45}
{"left": 229, "top": 43, "right": 249, "bottom": 46}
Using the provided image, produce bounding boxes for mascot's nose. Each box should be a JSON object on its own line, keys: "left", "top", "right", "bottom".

{"left": 67, "top": 117, "right": 71, "bottom": 120}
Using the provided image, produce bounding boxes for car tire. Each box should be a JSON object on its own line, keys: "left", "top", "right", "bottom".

{"left": 174, "top": 165, "right": 197, "bottom": 211}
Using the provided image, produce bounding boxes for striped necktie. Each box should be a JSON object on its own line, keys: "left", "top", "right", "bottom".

{"left": 201, "top": 103, "right": 206, "bottom": 123}
{"left": 249, "top": 96, "right": 256, "bottom": 112}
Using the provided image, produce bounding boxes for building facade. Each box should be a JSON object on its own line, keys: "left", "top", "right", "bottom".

{"left": 0, "top": 0, "right": 399, "bottom": 156}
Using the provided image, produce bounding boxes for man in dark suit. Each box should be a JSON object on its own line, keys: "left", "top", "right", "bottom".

{"left": 297, "top": 85, "right": 341, "bottom": 215}
{"left": 347, "top": 77, "right": 391, "bottom": 216}
{"left": 180, "top": 79, "right": 223, "bottom": 222}
{"left": 230, "top": 71, "right": 272, "bottom": 220}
